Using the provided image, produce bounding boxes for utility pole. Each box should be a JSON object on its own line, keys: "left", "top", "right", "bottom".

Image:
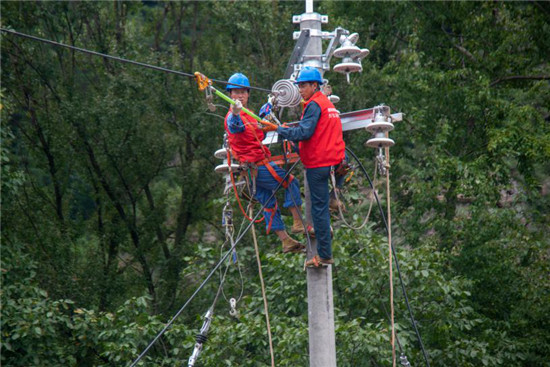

{"left": 218, "top": 1, "right": 401, "bottom": 365}
{"left": 296, "top": 1, "right": 337, "bottom": 366}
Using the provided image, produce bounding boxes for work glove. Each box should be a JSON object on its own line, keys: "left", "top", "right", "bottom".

{"left": 231, "top": 100, "right": 242, "bottom": 115}
{"left": 261, "top": 120, "right": 279, "bottom": 132}
{"left": 259, "top": 102, "right": 272, "bottom": 118}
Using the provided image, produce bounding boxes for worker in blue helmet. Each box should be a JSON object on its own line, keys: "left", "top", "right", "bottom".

{"left": 226, "top": 72, "right": 250, "bottom": 91}
{"left": 261, "top": 66, "right": 346, "bottom": 267}
{"left": 224, "top": 72, "right": 306, "bottom": 254}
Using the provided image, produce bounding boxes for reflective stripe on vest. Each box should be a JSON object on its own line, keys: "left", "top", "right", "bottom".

{"left": 298, "top": 91, "right": 345, "bottom": 168}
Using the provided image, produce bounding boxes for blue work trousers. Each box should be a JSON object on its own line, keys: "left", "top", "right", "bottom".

{"left": 306, "top": 166, "right": 333, "bottom": 259}
{"left": 254, "top": 163, "right": 302, "bottom": 233}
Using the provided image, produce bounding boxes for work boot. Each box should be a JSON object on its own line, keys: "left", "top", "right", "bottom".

{"left": 282, "top": 236, "right": 305, "bottom": 254}
{"left": 291, "top": 222, "right": 315, "bottom": 238}
{"left": 329, "top": 197, "right": 346, "bottom": 212}
{"left": 305, "top": 255, "right": 334, "bottom": 268}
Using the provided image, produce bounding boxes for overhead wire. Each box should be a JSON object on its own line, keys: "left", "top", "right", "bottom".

{"left": 1, "top": 25, "right": 429, "bottom": 367}
{"left": 0, "top": 28, "right": 273, "bottom": 92}
{"left": 129, "top": 159, "right": 301, "bottom": 367}
{"left": 249, "top": 204, "right": 276, "bottom": 367}
{"left": 345, "top": 147, "right": 430, "bottom": 367}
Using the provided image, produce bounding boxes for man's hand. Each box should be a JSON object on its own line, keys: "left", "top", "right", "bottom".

{"left": 261, "top": 120, "right": 278, "bottom": 132}
{"left": 231, "top": 100, "right": 242, "bottom": 115}
{"left": 259, "top": 102, "right": 272, "bottom": 118}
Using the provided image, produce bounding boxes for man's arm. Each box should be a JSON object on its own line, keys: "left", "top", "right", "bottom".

{"left": 227, "top": 113, "right": 246, "bottom": 134}
{"left": 276, "top": 102, "right": 321, "bottom": 142}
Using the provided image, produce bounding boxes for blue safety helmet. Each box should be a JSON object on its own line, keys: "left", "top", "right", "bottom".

{"left": 226, "top": 73, "right": 250, "bottom": 91}
{"left": 294, "top": 67, "right": 324, "bottom": 85}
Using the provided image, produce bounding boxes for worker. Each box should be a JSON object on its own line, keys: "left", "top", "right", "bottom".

{"left": 224, "top": 72, "right": 305, "bottom": 254}
{"left": 261, "top": 67, "right": 345, "bottom": 267}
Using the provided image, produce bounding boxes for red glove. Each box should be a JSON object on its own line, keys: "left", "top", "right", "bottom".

{"left": 261, "top": 120, "right": 279, "bottom": 132}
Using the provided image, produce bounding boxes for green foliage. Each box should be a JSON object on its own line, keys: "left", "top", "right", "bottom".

{"left": 1, "top": 1, "right": 549, "bottom": 366}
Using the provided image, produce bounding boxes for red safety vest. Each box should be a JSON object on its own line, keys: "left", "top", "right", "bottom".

{"left": 299, "top": 91, "right": 345, "bottom": 168}
{"left": 224, "top": 109, "right": 271, "bottom": 163}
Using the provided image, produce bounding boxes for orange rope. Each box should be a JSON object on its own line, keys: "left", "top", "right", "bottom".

{"left": 227, "top": 149, "right": 264, "bottom": 223}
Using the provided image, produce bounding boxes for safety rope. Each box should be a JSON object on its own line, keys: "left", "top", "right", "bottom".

{"left": 249, "top": 205, "right": 276, "bottom": 367}
{"left": 219, "top": 222, "right": 245, "bottom": 305}
{"left": 0, "top": 28, "right": 272, "bottom": 92}
{"left": 384, "top": 144, "right": 396, "bottom": 367}
{"left": 2, "top": 26, "right": 427, "bottom": 367}
{"left": 345, "top": 148, "right": 431, "bottom": 367}
{"left": 130, "top": 160, "right": 301, "bottom": 367}
{"left": 227, "top": 149, "right": 264, "bottom": 223}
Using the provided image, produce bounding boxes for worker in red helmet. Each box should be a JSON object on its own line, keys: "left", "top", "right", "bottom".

{"left": 261, "top": 67, "right": 345, "bottom": 267}
{"left": 224, "top": 73, "right": 306, "bottom": 254}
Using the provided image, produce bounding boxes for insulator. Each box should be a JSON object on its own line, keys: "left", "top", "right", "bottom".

{"left": 333, "top": 44, "right": 361, "bottom": 58}
{"left": 214, "top": 163, "right": 240, "bottom": 174}
{"left": 195, "top": 333, "right": 208, "bottom": 344}
{"left": 272, "top": 79, "right": 301, "bottom": 108}
{"left": 347, "top": 32, "right": 359, "bottom": 44}
{"left": 374, "top": 112, "right": 388, "bottom": 123}
{"left": 355, "top": 48, "right": 370, "bottom": 61}
{"left": 214, "top": 148, "right": 228, "bottom": 160}
{"left": 365, "top": 121, "right": 394, "bottom": 133}
{"left": 366, "top": 113, "right": 394, "bottom": 133}
{"left": 333, "top": 59, "right": 362, "bottom": 74}
{"left": 329, "top": 95, "right": 340, "bottom": 104}
{"left": 366, "top": 135, "right": 395, "bottom": 148}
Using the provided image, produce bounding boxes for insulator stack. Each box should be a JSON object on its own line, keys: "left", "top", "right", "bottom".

{"left": 333, "top": 33, "right": 369, "bottom": 83}
{"left": 365, "top": 106, "right": 395, "bottom": 148}
{"left": 213, "top": 143, "right": 244, "bottom": 195}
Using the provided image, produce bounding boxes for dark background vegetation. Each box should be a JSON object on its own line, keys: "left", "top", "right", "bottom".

{"left": 1, "top": 1, "right": 549, "bottom": 366}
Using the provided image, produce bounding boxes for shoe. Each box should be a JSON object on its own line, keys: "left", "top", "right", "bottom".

{"left": 282, "top": 237, "right": 305, "bottom": 254}
{"left": 291, "top": 223, "right": 316, "bottom": 238}
{"left": 329, "top": 198, "right": 346, "bottom": 212}
{"left": 305, "top": 255, "right": 334, "bottom": 267}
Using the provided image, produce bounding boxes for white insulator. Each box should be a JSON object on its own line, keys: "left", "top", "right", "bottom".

{"left": 374, "top": 112, "right": 388, "bottom": 124}
{"left": 272, "top": 79, "right": 301, "bottom": 108}
{"left": 355, "top": 48, "right": 370, "bottom": 61}
{"left": 333, "top": 61, "right": 362, "bottom": 74}
{"left": 333, "top": 44, "right": 362, "bottom": 58}
{"left": 366, "top": 137, "right": 395, "bottom": 148}
{"left": 329, "top": 94, "right": 340, "bottom": 104}
{"left": 214, "top": 163, "right": 241, "bottom": 174}
{"left": 347, "top": 33, "right": 359, "bottom": 44}
{"left": 214, "top": 148, "right": 228, "bottom": 160}
{"left": 365, "top": 121, "right": 394, "bottom": 133}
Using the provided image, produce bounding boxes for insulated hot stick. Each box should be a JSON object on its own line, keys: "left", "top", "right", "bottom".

{"left": 194, "top": 72, "right": 273, "bottom": 126}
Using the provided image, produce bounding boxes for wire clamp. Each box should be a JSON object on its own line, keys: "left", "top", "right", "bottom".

{"left": 205, "top": 87, "right": 216, "bottom": 112}
{"left": 399, "top": 354, "right": 411, "bottom": 366}
{"left": 194, "top": 71, "right": 211, "bottom": 91}
{"left": 376, "top": 149, "right": 387, "bottom": 176}
{"left": 222, "top": 202, "right": 233, "bottom": 228}
{"left": 229, "top": 298, "right": 238, "bottom": 317}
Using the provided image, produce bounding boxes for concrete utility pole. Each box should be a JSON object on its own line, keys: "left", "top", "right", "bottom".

{"left": 260, "top": 1, "right": 401, "bottom": 365}
{"left": 296, "top": 2, "right": 337, "bottom": 366}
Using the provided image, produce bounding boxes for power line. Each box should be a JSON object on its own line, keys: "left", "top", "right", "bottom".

{"left": 0, "top": 28, "right": 272, "bottom": 92}
{"left": 129, "top": 160, "right": 301, "bottom": 367}
{"left": 346, "top": 147, "right": 430, "bottom": 367}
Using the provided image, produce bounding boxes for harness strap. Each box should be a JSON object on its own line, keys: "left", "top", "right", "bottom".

{"left": 257, "top": 159, "right": 294, "bottom": 189}
{"left": 264, "top": 203, "right": 278, "bottom": 234}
